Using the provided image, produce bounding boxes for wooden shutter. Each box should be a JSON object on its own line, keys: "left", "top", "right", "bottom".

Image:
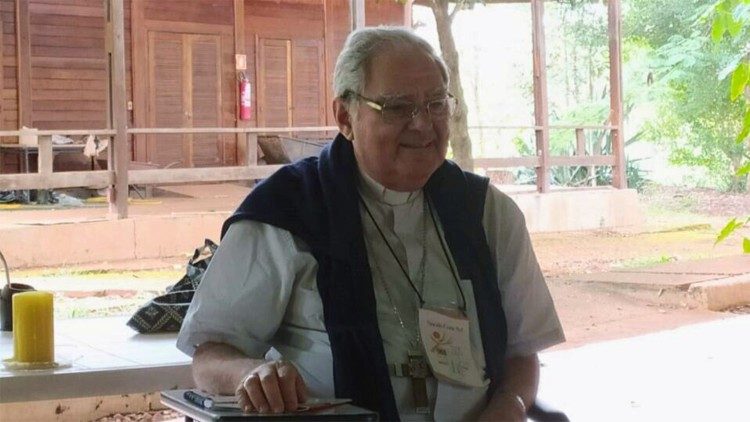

{"left": 291, "top": 39, "right": 325, "bottom": 128}
{"left": 147, "top": 31, "right": 186, "bottom": 167}
{"left": 189, "top": 35, "right": 222, "bottom": 167}
{"left": 147, "top": 32, "right": 223, "bottom": 167}
{"left": 257, "top": 38, "right": 291, "bottom": 127}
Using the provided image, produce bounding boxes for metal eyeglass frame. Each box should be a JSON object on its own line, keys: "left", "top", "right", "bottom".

{"left": 348, "top": 91, "right": 456, "bottom": 123}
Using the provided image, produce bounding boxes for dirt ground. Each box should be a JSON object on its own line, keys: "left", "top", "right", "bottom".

{"left": 534, "top": 183, "right": 748, "bottom": 350}
{"left": 16, "top": 183, "right": 747, "bottom": 346}
{"left": 8, "top": 184, "right": 748, "bottom": 421}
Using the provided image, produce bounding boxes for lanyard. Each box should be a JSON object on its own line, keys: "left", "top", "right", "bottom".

{"left": 359, "top": 194, "right": 467, "bottom": 314}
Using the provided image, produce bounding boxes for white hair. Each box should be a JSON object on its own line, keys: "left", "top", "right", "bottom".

{"left": 333, "top": 26, "right": 449, "bottom": 105}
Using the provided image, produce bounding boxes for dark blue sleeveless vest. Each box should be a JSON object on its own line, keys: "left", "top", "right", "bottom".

{"left": 222, "top": 134, "right": 507, "bottom": 421}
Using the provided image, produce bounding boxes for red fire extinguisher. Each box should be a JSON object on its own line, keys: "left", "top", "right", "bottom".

{"left": 238, "top": 72, "right": 252, "bottom": 120}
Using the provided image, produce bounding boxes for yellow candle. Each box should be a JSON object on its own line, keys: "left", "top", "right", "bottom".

{"left": 12, "top": 291, "right": 54, "bottom": 363}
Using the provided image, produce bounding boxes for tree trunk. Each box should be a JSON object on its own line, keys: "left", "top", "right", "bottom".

{"left": 431, "top": 0, "right": 473, "bottom": 170}
{"left": 729, "top": 154, "right": 748, "bottom": 193}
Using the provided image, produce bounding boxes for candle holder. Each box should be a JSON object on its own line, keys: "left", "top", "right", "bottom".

{"left": 0, "top": 250, "right": 36, "bottom": 332}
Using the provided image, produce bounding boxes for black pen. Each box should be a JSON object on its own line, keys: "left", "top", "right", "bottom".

{"left": 184, "top": 390, "right": 215, "bottom": 409}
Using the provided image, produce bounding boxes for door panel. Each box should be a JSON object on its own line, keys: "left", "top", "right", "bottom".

{"left": 257, "top": 37, "right": 325, "bottom": 131}
{"left": 190, "top": 35, "right": 222, "bottom": 167}
{"left": 291, "top": 39, "right": 325, "bottom": 128}
{"left": 258, "top": 38, "right": 291, "bottom": 127}
{"left": 148, "top": 31, "right": 185, "bottom": 167}
{"left": 146, "top": 31, "right": 223, "bottom": 167}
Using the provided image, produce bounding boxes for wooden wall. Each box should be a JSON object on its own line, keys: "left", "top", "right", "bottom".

{"left": 365, "top": 0, "right": 406, "bottom": 26}
{"left": 1, "top": 0, "right": 16, "bottom": 134}
{"left": 244, "top": 0, "right": 407, "bottom": 129}
{"left": 324, "top": 0, "right": 349, "bottom": 126}
{"left": 0, "top": 0, "right": 407, "bottom": 173}
{"left": 28, "top": 0, "right": 107, "bottom": 130}
{"left": 131, "top": 0, "right": 235, "bottom": 167}
{"left": 244, "top": 0, "right": 326, "bottom": 129}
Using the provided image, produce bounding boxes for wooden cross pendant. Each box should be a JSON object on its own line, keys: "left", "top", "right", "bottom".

{"left": 402, "top": 352, "right": 430, "bottom": 414}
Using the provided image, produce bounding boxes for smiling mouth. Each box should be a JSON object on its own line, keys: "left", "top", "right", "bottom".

{"left": 400, "top": 141, "right": 433, "bottom": 149}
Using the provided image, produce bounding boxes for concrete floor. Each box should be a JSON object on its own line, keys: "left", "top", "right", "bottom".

{"left": 538, "top": 315, "right": 750, "bottom": 421}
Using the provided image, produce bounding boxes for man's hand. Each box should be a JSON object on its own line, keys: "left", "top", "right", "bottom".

{"left": 478, "top": 391, "right": 526, "bottom": 422}
{"left": 236, "top": 360, "right": 308, "bottom": 414}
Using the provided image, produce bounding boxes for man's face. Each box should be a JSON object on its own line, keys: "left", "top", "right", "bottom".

{"left": 347, "top": 47, "right": 450, "bottom": 191}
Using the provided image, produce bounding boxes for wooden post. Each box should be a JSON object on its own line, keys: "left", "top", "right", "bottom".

{"left": 323, "top": 0, "right": 331, "bottom": 126}
{"left": 131, "top": 0, "right": 147, "bottom": 162}
{"left": 576, "top": 128, "right": 596, "bottom": 186}
{"left": 0, "top": 13, "right": 5, "bottom": 135}
{"left": 246, "top": 133, "right": 258, "bottom": 167}
{"left": 575, "top": 128, "right": 585, "bottom": 156}
{"left": 245, "top": 132, "right": 258, "bottom": 187}
{"left": 350, "top": 0, "right": 365, "bottom": 30}
{"left": 108, "top": 0, "right": 129, "bottom": 218}
{"left": 234, "top": 0, "right": 248, "bottom": 165}
{"left": 15, "top": 0, "right": 32, "bottom": 128}
{"left": 37, "top": 136, "right": 52, "bottom": 178}
{"left": 608, "top": 0, "right": 625, "bottom": 189}
{"left": 531, "top": 0, "right": 550, "bottom": 193}
{"left": 403, "top": 0, "right": 413, "bottom": 27}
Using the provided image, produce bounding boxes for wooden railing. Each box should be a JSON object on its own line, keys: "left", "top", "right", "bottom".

{"left": 0, "top": 129, "right": 117, "bottom": 191}
{"left": 469, "top": 124, "right": 621, "bottom": 190}
{"left": 0, "top": 124, "right": 623, "bottom": 218}
{"left": 0, "top": 127, "right": 336, "bottom": 218}
{"left": 126, "top": 127, "right": 338, "bottom": 186}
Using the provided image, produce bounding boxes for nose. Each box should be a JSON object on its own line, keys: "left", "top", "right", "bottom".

{"left": 407, "top": 105, "right": 435, "bottom": 132}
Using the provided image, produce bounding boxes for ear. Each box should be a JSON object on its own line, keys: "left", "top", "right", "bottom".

{"left": 332, "top": 98, "right": 354, "bottom": 140}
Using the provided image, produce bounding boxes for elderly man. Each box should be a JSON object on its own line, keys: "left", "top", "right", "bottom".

{"left": 177, "top": 27, "right": 564, "bottom": 421}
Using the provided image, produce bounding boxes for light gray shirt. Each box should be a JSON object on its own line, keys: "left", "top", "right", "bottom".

{"left": 177, "top": 172, "right": 564, "bottom": 421}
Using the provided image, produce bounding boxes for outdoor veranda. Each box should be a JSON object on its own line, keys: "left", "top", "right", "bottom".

{"left": 0, "top": 0, "right": 655, "bottom": 421}
{"left": 0, "top": 0, "right": 632, "bottom": 225}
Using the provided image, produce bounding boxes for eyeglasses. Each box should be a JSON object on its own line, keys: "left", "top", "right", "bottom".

{"left": 349, "top": 92, "right": 457, "bottom": 124}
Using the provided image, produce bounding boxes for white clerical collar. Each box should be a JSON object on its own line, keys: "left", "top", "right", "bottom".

{"left": 357, "top": 166, "right": 421, "bottom": 206}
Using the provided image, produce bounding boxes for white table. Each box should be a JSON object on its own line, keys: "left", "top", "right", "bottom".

{"left": 538, "top": 315, "right": 750, "bottom": 421}
{"left": 0, "top": 316, "right": 193, "bottom": 403}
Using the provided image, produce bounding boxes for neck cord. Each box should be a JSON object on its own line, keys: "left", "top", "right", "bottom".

{"left": 359, "top": 193, "right": 468, "bottom": 314}
{"left": 425, "top": 197, "right": 467, "bottom": 314}
{"left": 359, "top": 195, "right": 426, "bottom": 307}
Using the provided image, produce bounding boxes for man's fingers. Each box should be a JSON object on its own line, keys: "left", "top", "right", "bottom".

{"left": 244, "top": 373, "right": 270, "bottom": 413}
{"left": 259, "top": 365, "right": 285, "bottom": 413}
{"left": 237, "top": 361, "right": 305, "bottom": 414}
{"left": 276, "top": 362, "right": 301, "bottom": 411}
{"left": 236, "top": 384, "right": 254, "bottom": 413}
{"left": 295, "top": 372, "right": 308, "bottom": 404}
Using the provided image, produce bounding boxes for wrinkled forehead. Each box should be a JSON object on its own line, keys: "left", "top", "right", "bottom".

{"left": 363, "top": 46, "right": 447, "bottom": 99}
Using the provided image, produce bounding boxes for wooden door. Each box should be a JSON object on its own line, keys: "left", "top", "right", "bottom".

{"left": 147, "top": 31, "right": 222, "bottom": 167}
{"left": 256, "top": 37, "right": 325, "bottom": 129}
{"left": 188, "top": 35, "right": 222, "bottom": 167}
{"left": 257, "top": 38, "right": 291, "bottom": 128}
{"left": 291, "top": 39, "right": 326, "bottom": 128}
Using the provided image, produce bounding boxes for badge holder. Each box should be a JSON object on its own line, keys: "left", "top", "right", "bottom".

{"left": 418, "top": 306, "right": 485, "bottom": 388}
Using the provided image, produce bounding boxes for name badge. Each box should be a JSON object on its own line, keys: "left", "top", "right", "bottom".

{"left": 418, "top": 307, "right": 485, "bottom": 387}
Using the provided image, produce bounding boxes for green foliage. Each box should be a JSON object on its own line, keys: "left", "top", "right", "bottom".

{"left": 546, "top": 1, "right": 611, "bottom": 119}
{"left": 626, "top": 0, "right": 749, "bottom": 192}
{"left": 595, "top": 157, "right": 651, "bottom": 191}
{"left": 730, "top": 61, "right": 750, "bottom": 100}
{"left": 708, "top": 0, "right": 750, "bottom": 251}
{"left": 710, "top": 0, "right": 750, "bottom": 42}
{"left": 739, "top": 107, "right": 750, "bottom": 142}
{"left": 710, "top": 0, "right": 750, "bottom": 142}
{"left": 715, "top": 216, "right": 749, "bottom": 243}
